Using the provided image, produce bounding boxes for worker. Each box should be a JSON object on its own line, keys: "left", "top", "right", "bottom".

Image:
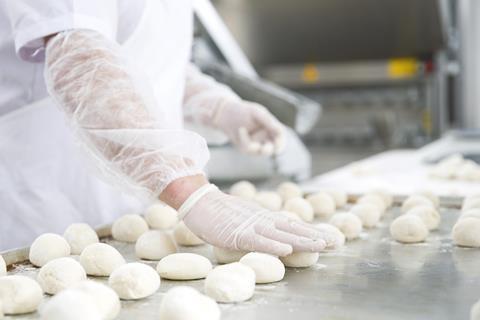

{"left": 0, "top": 1, "right": 329, "bottom": 254}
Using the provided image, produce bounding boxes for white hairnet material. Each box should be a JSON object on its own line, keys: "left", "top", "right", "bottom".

{"left": 44, "top": 30, "right": 209, "bottom": 201}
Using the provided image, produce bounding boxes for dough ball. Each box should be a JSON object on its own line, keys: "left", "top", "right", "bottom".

{"left": 329, "top": 213, "right": 363, "bottom": 240}
{"left": 73, "top": 281, "right": 120, "bottom": 320}
{"left": 108, "top": 262, "right": 160, "bottom": 300}
{"left": 463, "top": 194, "right": 480, "bottom": 208}
{"left": 80, "top": 243, "right": 125, "bottom": 276}
{"left": 350, "top": 203, "right": 381, "bottom": 228}
{"left": 37, "top": 257, "right": 87, "bottom": 295}
{"left": 213, "top": 247, "right": 247, "bottom": 264}
{"left": 0, "top": 254, "right": 6, "bottom": 276}
{"left": 239, "top": 252, "right": 285, "bottom": 284}
{"left": 306, "top": 192, "right": 336, "bottom": 218}
{"left": 159, "top": 286, "right": 220, "bottom": 320}
{"left": 63, "top": 223, "right": 99, "bottom": 255}
{"left": 390, "top": 215, "right": 429, "bottom": 243}
{"left": 283, "top": 197, "right": 314, "bottom": 222}
{"left": 278, "top": 210, "right": 302, "bottom": 220}
{"left": 0, "top": 275, "right": 43, "bottom": 315}
{"left": 418, "top": 190, "right": 439, "bottom": 208}
{"left": 315, "top": 223, "right": 346, "bottom": 249}
{"left": 145, "top": 203, "right": 178, "bottom": 230}
{"left": 254, "top": 191, "right": 283, "bottom": 211}
{"left": 276, "top": 182, "right": 303, "bottom": 201}
{"left": 135, "top": 230, "right": 177, "bottom": 260}
{"left": 472, "top": 299, "right": 480, "bottom": 320}
{"left": 452, "top": 217, "right": 480, "bottom": 248}
{"left": 369, "top": 189, "right": 394, "bottom": 208}
{"left": 357, "top": 194, "right": 386, "bottom": 213}
{"left": 29, "top": 233, "right": 71, "bottom": 267}
{"left": 405, "top": 205, "right": 441, "bottom": 230}
{"left": 229, "top": 180, "right": 256, "bottom": 200}
{"left": 462, "top": 198, "right": 480, "bottom": 211}
{"left": 401, "top": 195, "right": 434, "bottom": 213}
{"left": 173, "top": 221, "right": 204, "bottom": 246}
{"left": 40, "top": 288, "right": 101, "bottom": 320}
{"left": 460, "top": 209, "right": 480, "bottom": 220}
{"left": 323, "top": 190, "right": 348, "bottom": 208}
{"left": 156, "top": 253, "right": 212, "bottom": 280}
{"left": 280, "top": 252, "right": 319, "bottom": 268}
{"left": 111, "top": 214, "right": 149, "bottom": 243}
{"left": 204, "top": 262, "right": 255, "bottom": 303}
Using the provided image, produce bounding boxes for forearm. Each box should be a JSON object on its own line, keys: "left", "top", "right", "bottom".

{"left": 44, "top": 30, "right": 209, "bottom": 202}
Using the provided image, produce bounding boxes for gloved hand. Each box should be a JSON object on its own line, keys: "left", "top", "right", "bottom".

{"left": 179, "top": 184, "right": 330, "bottom": 256}
{"left": 183, "top": 65, "right": 285, "bottom": 156}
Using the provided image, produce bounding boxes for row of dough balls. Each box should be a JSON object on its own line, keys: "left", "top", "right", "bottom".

{"left": 429, "top": 154, "right": 480, "bottom": 182}
{"left": 230, "top": 181, "right": 348, "bottom": 221}
{"left": 452, "top": 194, "right": 480, "bottom": 248}
{"left": 390, "top": 193, "right": 441, "bottom": 243}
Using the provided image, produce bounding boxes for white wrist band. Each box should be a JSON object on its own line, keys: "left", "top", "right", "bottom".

{"left": 178, "top": 183, "right": 218, "bottom": 220}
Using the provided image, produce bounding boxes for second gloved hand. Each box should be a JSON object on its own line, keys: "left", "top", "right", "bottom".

{"left": 179, "top": 184, "right": 329, "bottom": 256}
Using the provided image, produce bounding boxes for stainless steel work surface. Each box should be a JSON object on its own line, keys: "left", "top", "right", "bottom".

{"left": 4, "top": 204, "right": 479, "bottom": 320}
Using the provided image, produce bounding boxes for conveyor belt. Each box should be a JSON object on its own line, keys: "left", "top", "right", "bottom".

{"left": 3, "top": 200, "right": 479, "bottom": 320}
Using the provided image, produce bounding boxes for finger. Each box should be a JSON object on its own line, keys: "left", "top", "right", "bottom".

{"left": 250, "top": 234, "right": 293, "bottom": 257}
{"left": 275, "top": 219, "right": 329, "bottom": 240}
{"left": 273, "top": 132, "right": 286, "bottom": 154}
{"left": 252, "top": 107, "right": 283, "bottom": 137}
{"left": 238, "top": 127, "right": 261, "bottom": 154}
{"left": 260, "top": 142, "right": 274, "bottom": 156}
{"left": 256, "top": 226, "right": 326, "bottom": 252}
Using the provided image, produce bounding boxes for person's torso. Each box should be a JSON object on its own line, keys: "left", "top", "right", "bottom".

{"left": 0, "top": 0, "right": 193, "bottom": 128}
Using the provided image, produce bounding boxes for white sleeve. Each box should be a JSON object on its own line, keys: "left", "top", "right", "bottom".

{"left": 45, "top": 30, "right": 209, "bottom": 201}
{"left": 4, "top": 0, "right": 118, "bottom": 62}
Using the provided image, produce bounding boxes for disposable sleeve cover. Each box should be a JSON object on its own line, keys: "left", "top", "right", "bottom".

{"left": 44, "top": 30, "right": 209, "bottom": 201}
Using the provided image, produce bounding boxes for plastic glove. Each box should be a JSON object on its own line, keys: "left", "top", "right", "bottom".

{"left": 179, "top": 184, "right": 330, "bottom": 256}
{"left": 184, "top": 65, "right": 285, "bottom": 156}
{"left": 44, "top": 30, "right": 209, "bottom": 201}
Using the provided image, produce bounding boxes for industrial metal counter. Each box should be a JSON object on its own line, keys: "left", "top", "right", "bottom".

{"left": 3, "top": 202, "right": 479, "bottom": 320}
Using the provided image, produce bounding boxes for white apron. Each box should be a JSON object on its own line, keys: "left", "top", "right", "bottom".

{"left": 0, "top": 0, "right": 193, "bottom": 250}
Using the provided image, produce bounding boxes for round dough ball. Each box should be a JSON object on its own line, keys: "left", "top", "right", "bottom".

{"left": 135, "top": 230, "right": 177, "bottom": 260}
{"left": 323, "top": 190, "right": 348, "bottom": 208}
{"left": 405, "top": 205, "right": 441, "bottom": 230}
{"left": 213, "top": 247, "right": 247, "bottom": 264}
{"left": 369, "top": 190, "right": 393, "bottom": 208}
{"left": 145, "top": 203, "right": 178, "bottom": 230}
{"left": 463, "top": 194, "right": 480, "bottom": 208}
{"left": 159, "top": 286, "right": 220, "bottom": 320}
{"left": 418, "top": 190, "right": 439, "bottom": 207}
{"left": 472, "top": 299, "right": 480, "bottom": 320}
{"left": 239, "top": 252, "right": 285, "bottom": 284}
{"left": 280, "top": 252, "right": 319, "bottom": 268}
{"left": 0, "top": 275, "right": 43, "bottom": 315}
{"left": 229, "top": 181, "right": 256, "bottom": 200}
{"left": 357, "top": 194, "right": 386, "bottom": 213}
{"left": 37, "top": 257, "right": 86, "bottom": 295}
{"left": 460, "top": 209, "right": 480, "bottom": 220}
{"left": 390, "top": 215, "right": 429, "bottom": 243}
{"left": 111, "top": 214, "right": 149, "bottom": 243}
{"left": 276, "top": 182, "right": 303, "bottom": 201}
{"left": 204, "top": 262, "right": 255, "bottom": 303}
{"left": 329, "top": 213, "right": 363, "bottom": 240}
{"left": 0, "top": 254, "right": 6, "bottom": 276}
{"left": 73, "top": 281, "right": 120, "bottom": 320}
{"left": 283, "top": 197, "right": 314, "bottom": 222}
{"left": 254, "top": 191, "right": 283, "bottom": 211}
{"left": 401, "top": 195, "right": 434, "bottom": 213}
{"left": 278, "top": 210, "right": 302, "bottom": 221}
{"left": 173, "top": 221, "right": 204, "bottom": 246}
{"left": 350, "top": 203, "right": 381, "bottom": 228}
{"left": 29, "top": 233, "right": 71, "bottom": 267}
{"left": 462, "top": 198, "right": 480, "bottom": 211}
{"left": 156, "top": 253, "right": 212, "bottom": 280}
{"left": 108, "top": 262, "right": 160, "bottom": 300}
{"left": 80, "top": 243, "right": 125, "bottom": 276}
{"left": 63, "top": 223, "right": 99, "bottom": 255}
{"left": 452, "top": 217, "right": 480, "bottom": 248}
{"left": 315, "top": 223, "right": 346, "bottom": 249}
{"left": 40, "top": 288, "right": 101, "bottom": 320}
{"left": 306, "top": 192, "right": 336, "bottom": 218}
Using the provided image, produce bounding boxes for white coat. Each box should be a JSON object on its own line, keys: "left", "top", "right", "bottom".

{"left": 0, "top": 0, "right": 194, "bottom": 250}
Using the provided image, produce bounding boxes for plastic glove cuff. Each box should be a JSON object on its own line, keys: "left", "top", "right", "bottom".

{"left": 177, "top": 183, "right": 218, "bottom": 220}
